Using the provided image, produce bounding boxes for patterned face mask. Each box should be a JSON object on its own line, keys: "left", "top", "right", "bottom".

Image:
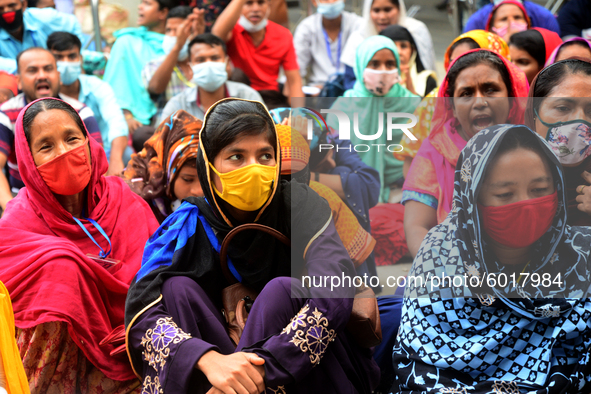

{"left": 537, "top": 110, "right": 591, "bottom": 166}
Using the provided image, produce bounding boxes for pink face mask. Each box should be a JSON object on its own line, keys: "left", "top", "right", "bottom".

{"left": 492, "top": 21, "right": 528, "bottom": 39}
{"left": 362, "top": 68, "right": 399, "bottom": 96}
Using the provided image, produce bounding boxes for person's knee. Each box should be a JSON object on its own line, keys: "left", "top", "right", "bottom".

{"left": 162, "top": 276, "right": 203, "bottom": 300}
{"left": 260, "top": 277, "right": 307, "bottom": 299}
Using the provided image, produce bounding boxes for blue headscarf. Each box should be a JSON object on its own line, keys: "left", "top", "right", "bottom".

{"left": 393, "top": 124, "right": 591, "bottom": 393}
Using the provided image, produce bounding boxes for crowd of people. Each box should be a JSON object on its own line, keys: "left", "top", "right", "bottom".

{"left": 0, "top": 0, "right": 590, "bottom": 392}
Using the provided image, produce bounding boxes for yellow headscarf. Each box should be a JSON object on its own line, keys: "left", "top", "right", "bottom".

{"left": 0, "top": 281, "right": 29, "bottom": 394}
{"left": 443, "top": 29, "right": 510, "bottom": 70}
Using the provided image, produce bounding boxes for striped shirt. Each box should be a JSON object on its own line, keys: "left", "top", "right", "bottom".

{"left": 0, "top": 93, "right": 102, "bottom": 190}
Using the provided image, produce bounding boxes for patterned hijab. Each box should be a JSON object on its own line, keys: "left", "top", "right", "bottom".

{"left": 394, "top": 124, "right": 591, "bottom": 393}
{"left": 444, "top": 30, "right": 510, "bottom": 70}
{"left": 123, "top": 110, "right": 202, "bottom": 221}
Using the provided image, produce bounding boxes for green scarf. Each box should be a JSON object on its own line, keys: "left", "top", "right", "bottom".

{"left": 330, "top": 35, "right": 419, "bottom": 202}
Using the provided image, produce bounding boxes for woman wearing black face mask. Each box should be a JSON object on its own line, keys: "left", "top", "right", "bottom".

{"left": 393, "top": 124, "right": 591, "bottom": 393}
{"left": 526, "top": 58, "right": 591, "bottom": 225}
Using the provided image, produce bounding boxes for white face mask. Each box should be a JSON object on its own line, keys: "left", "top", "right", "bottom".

{"left": 238, "top": 14, "right": 268, "bottom": 32}
{"left": 162, "top": 35, "right": 189, "bottom": 62}
{"left": 362, "top": 68, "right": 399, "bottom": 96}
{"left": 191, "top": 61, "right": 228, "bottom": 92}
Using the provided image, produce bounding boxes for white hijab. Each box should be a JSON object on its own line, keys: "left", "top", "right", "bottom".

{"left": 340, "top": 0, "right": 436, "bottom": 72}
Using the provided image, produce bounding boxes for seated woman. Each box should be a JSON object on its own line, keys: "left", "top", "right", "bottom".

{"left": 0, "top": 281, "right": 29, "bottom": 394}
{"left": 395, "top": 30, "right": 510, "bottom": 178}
{"left": 485, "top": 0, "right": 531, "bottom": 42}
{"left": 331, "top": 35, "right": 420, "bottom": 204}
{"left": 509, "top": 28, "right": 562, "bottom": 83}
{"left": 546, "top": 37, "right": 591, "bottom": 64}
{"left": 394, "top": 124, "right": 591, "bottom": 393}
{"left": 0, "top": 98, "right": 160, "bottom": 392}
{"left": 402, "top": 49, "right": 529, "bottom": 257}
{"left": 341, "top": 0, "right": 436, "bottom": 89}
{"left": 124, "top": 110, "right": 203, "bottom": 223}
{"left": 525, "top": 58, "right": 591, "bottom": 226}
{"left": 124, "top": 98, "right": 380, "bottom": 394}
{"left": 379, "top": 25, "right": 437, "bottom": 97}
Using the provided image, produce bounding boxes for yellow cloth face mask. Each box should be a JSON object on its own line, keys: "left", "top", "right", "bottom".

{"left": 209, "top": 162, "right": 276, "bottom": 211}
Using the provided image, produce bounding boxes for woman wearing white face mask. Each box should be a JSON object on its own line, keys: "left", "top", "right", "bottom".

{"left": 328, "top": 35, "right": 420, "bottom": 203}
{"left": 340, "top": 0, "right": 435, "bottom": 90}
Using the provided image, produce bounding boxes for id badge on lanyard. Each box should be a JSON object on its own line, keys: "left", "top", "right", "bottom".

{"left": 73, "top": 215, "right": 121, "bottom": 271}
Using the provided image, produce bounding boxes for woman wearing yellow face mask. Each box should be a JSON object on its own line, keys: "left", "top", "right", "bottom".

{"left": 124, "top": 98, "right": 380, "bottom": 394}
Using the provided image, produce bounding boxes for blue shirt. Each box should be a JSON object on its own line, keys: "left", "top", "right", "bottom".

{"left": 464, "top": 1, "right": 560, "bottom": 35}
{"left": 0, "top": 8, "right": 84, "bottom": 73}
{"left": 77, "top": 74, "right": 128, "bottom": 152}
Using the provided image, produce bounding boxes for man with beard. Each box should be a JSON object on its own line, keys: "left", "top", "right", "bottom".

{"left": 0, "top": 0, "right": 83, "bottom": 73}
{"left": 0, "top": 47, "right": 100, "bottom": 214}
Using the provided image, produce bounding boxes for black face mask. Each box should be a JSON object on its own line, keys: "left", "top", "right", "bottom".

{"left": 0, "top": 9, "right": 24, "bottom": 33}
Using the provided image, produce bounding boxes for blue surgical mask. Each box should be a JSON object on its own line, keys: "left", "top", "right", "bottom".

{"left": 317, "top": 0, "right": 344, "bottom": 19}
{"left": 162, "top": 35, "right": 189, "bottom": 62}
{"left": 57, "top": 61, "right": 81, "bottom": 86}
{"left": 191, "top": 61, "right": 228, "bottom": 92}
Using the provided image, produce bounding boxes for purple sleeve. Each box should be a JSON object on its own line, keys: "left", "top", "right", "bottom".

{"left": 525, "top": 1, "right": 560, "bottom": 34}
{"left": 329, "top": 138, "right": 380, "bottom": 228}
{"left": 248, "top": 220, "right": 356, "bottom": 386}
{"left": 129, "top": 301, "right": 218, "bottom": 392}
{"left": 463, "top": 4, "right": 492, "bottom": 32}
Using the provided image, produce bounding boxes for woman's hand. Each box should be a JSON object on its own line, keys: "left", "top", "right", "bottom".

{"left": 576, "top": 171, "right": 591, "bottom": 214}
{"left": 198, "top": 350, "right": 266, "bottom": 394}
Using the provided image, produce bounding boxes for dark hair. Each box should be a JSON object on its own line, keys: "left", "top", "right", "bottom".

{"left": 555, "top": 40, "right": 591, "bottom": 60}
{"left": 198, "top": 100, "right": 276, "bottom": 163}
{"left": 156, "top": 0, "right": 177, "bottom": 10}
{"left": 373, "top": 0, "right": 399, "bottom": 8}
{"left": 487, "top": 127, "right": 554, "bottom": 182}
{"left": 188, "top": 33, "right": 227, "bottom": 56}
{"left": 532, "top": 59, "right": 591, "bottom": 114}
{"left": 448, "top": 37, "right": 480, "bottom": 58}
{"left": 46, "top": 31, "right": 82, "bottom": 53}
{"left": 16, "top": 47, "right": 55, "bottom": 74}
{"left": 445, "top": 50, "right": 512, "bottom": 97}
{"left": 167, "top": 5, "right": 192, "bottom": 19}
{"left": 509, "top": 29, "right": 545, "bottom": 68}
{"left": 22, "top": 99, "right": 86, "bottom": 147}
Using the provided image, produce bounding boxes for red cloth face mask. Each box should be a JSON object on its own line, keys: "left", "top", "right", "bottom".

{"left": 37, "top": 140, "right": 92, "bottom": 196}
{"left": 478, "top": 191, "right": 558, "bottom": 248}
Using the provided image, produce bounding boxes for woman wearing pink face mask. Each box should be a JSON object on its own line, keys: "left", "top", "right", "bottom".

{"left": 329, "top": 35, "right": 420, "bottom": 203}
{"left": 486, "top": 0, "right": 531, "bottom": 42}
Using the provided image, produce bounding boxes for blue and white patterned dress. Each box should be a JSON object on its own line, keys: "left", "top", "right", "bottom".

{"left": 393, "top": 124, "right": 591, "bottom": 394}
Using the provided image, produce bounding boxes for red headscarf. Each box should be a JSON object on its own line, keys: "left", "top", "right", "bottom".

{"left": 403, "top": 49, "right": 529, "bottom": 223}
{"left": 532, "top": 27, "right": 563, "bottom": 64}
{"left": 485, "top": 0, "right": 531, "bottom": 31}
{"left": 0, "top": 98, "right": 159, "bottom": 381}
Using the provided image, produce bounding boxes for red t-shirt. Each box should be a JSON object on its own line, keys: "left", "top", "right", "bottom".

{"left": 227, "top": 20, "right": 299, "bottom": 91}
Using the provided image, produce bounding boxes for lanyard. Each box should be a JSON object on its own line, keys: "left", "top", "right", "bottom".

{"left": 173, "top": 66, "right": 196, "bottom": 88}
{"left": 322, "top": 29, "right": 341, "bottom": 70}
{"left": 72, "top": 216, "right": 112, "bottom": 259}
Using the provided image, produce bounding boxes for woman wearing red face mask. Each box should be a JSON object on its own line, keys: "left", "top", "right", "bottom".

{"left": 393, "top": 124, "right": 591, "bottom": 393}
{"left": 0, "top": 98, "right": 159, "bottom": 392}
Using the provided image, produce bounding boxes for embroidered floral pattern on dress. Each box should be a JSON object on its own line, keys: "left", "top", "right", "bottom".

{"left": 439, "top": 387, "right": 469, "bottom": 394}
{"left": 267, "top": 385, "right": 287, "bottom": 394}
{"left": 460, "top": 159, "right": 471, "bottom": 182}
{"left": 281, "top": 304, "right": 309, "bottom": 335}
{"left": 534, "top": 304, "right": 561, "bottom": 318}
{"left": 284, "top": 306, "right": 337, "bottom": 365}
{"left": 141, "top": 316, "right": 192, "bottom": 371}
{"left": 142, "top": 376, "right": 163, "bottom": 394}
